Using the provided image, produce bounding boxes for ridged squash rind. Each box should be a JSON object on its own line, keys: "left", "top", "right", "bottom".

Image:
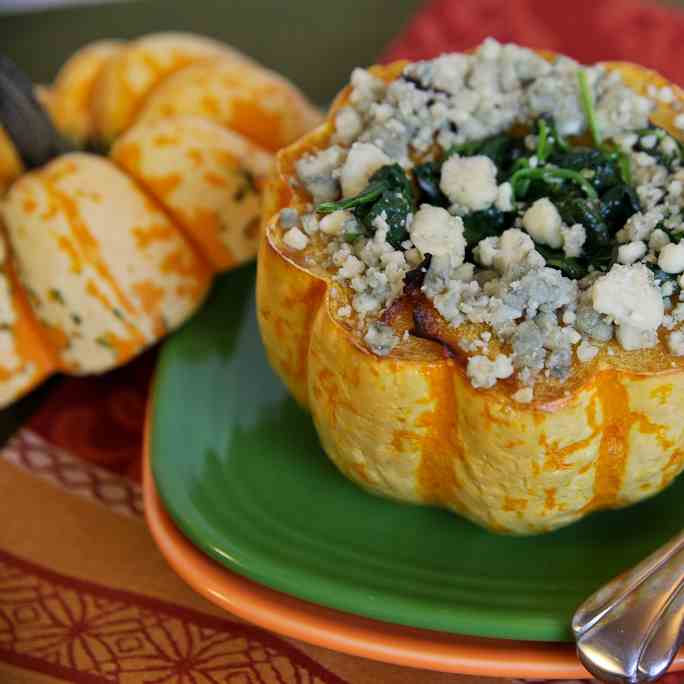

{"left": 257, "top": 58, "right": 684, "bottom": 534}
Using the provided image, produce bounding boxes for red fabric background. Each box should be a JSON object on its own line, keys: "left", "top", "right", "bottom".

{"left": 383, "top": 0, "right": 684, "bottom": 86}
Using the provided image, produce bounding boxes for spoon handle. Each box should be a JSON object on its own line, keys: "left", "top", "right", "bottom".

{"left": 573, "top": 530, "right": 684, "bottom": 684}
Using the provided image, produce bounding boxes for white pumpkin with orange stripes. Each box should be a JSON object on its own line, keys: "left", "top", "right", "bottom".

{"left": 0, "top": 32, "right": 320, "bottom": 407}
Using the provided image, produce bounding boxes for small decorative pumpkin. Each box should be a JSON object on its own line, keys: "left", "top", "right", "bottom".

{"left": 0, "top": 32, "right": 321, "bottom": 408}
{"left": 257, "top": 51, "right": 684, "bottom": 535}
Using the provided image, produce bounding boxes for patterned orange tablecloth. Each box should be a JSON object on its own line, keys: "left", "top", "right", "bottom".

{"left": 4, "top": 0, "right": 684, "bottom": 682}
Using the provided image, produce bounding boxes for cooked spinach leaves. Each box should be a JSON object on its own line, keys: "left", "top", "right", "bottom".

{"left": 446, "top": 133, "right": 527, "bottom": 181}
{"left": 318, "top": 163, "right": 414, "bottom": 249}
{"left": 510, "top": 165, "right": 599, "bottom": 201}
{"left": 578, "top": 69, "right": 602, "bottom": 147}
{"left": 462, "top": 207, "right": 515, "bottom": 249}
{"left": 534, "top": 245, "right": 589, "bottom": 279}
{"left": 555, "top": 196, "right": 610, "bottom": 250}
{"left": 414, "top": 160, "right": 448, "bottom": 207}
{"left": 599, "top": 184, "right": 640, "bottom": 229}
{"left": 364, "top": 191, "right": 413, "bottom": 248}
{"left": 316, "top": 103, "right": 656, "bottom": 280}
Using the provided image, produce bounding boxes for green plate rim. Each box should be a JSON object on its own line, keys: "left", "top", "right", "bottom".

{"left": 151, "top": 266, "right": 684, "bottom": 644}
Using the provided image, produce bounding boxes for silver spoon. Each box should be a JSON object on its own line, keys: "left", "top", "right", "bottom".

{"left": 573, "top": 530, "right": 684, "bottom": 683}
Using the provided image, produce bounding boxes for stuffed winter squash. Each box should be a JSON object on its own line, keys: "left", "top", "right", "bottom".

{"left": 257, "top": 40, "right": 684, "bottom": 534}
{"left": 0, "top": 32, "right": 320, "bottom": 408}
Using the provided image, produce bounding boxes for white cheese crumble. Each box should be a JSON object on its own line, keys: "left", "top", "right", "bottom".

{"left": 334, "top": 107, "right": 363, "bottom": 144}
{"left": 283, "top": 227, "right": 308, "bottom": 251}
{"left": 440, "top": 155, "right": 498, "bottom": 211}
{"left": 495, "top": 182, "right": 514, "bottom": 211}
{"left": 349, "top": 67, "right": 385, "bottom": 113}
{"left": 668, "top": 330, "right": 684, "bottom": 355}
{"left": 409, "top": 204, "right": 466, "bottom": 260}
{"left": 576, "top": 339, "right": 599, "bottom": 362}
{"left": 561, "top": 223, "right": 586, "bottom": 258}
{"left": 592, "top": 264, "right": 664, "bottom": 336}
{"left": 658, "top": 242, "right": 684, "bottom": 274}
{"left": 649, "top": 229, "right": 670, "bottom": 253}
{"left": 467, "top": 354, "right": 514, "bottom": 389}
{"left": 617, "top": 241, "right": 647, "bottom": 265}
{"left": 296, "top": 146, "right": 344, "bottom": 203}
{"left": 279, "top": 208, "right": 300, "bottom": 228}
{"left": 337, "top": 255, "right": 365, "bottom": 279}
{"left": 522, "top": 198, "right": 563, "bottom": 249}
{"left": 512, "top": 387, "right": 534, "bottom": 403}
{"left": 364, "top": 323, "right": 399, "bottom": 356}
{"left": 616, "top": 324, "right": 658, "bottom": 351}
{"left": 473, "top": 228, "right": 536, "bottom": 273}
{"left": 340, "top": 142, "right": 390, "bottom": 197}
{"left": 320, "top": 209, "right": 352, "bottom": 236}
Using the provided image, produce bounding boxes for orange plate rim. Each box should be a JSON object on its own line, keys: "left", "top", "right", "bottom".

{"left": 143, "top": 400, "right": 684, "bottom": 678}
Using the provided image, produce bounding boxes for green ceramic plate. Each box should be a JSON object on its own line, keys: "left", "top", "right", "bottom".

{"left": 151, "top": 263, "right": 684, "bottom": 643}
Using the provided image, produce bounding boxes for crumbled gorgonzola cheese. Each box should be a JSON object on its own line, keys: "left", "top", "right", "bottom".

{"left": 473, "top": 228, "right": 536, "bottom": 273}
{"left": 467, "top": 354, "right": 514, "bottom": 389}
{"left": 340, "top": 142, "right": 390, "bottom": 197}
{"left": 320, "top": 209, "right": 352, "bottom": 236}
{"left": 364, "top": 322, "right": 399, "bottom": 356}
{"left": 512, "top": 387, "right": 534, "bottom": 403}
{"left": 296, "top": 146, "right": 344, "bottom": 203}
{"left": 495, "top": 182, "right": 514, "bottom": 211}
{"left": 659, "top": 242, "right": 684, "bottom": 274}
{"left": 668, "top": 330, "right": 684, "bottom": 355}
{"left": 283, "top": 227, "right": 309, "bottom": 251}
{"left": 617, "top": 240, "right": 647, "bottom": 265}
{"left": 561, "top": 223, "right": 586, "bottom": 258}
{"left": 279, "top": 208, "right": 300, "bottom": 229}
{"left": 592, "top": 264, "right": 664, "bottom": 341}
{"left": 576, "top": 339, "right": 599, "bottom": 362}
{"left": 409, "top": 205, "right": 466, "bottom": 260}
{"left": 616, "top": 323, "right": 658, "bottom": 351}
{"left": 440, "top": 155, "right": 499, "bottom": 211}
{"left": 334, "top": 107, "right": 363, "bottom": 144}
{"left": 649, "top": 228, "right": 670, "bottom": 252}
{"left": 522, "top": 198, "right": 563, "bottom": 249}
{"left": 286, "top": 40, "right": 684, "bottom": 389}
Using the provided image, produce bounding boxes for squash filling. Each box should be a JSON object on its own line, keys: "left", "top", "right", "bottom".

{"left": 276, "top": 39, "right": 684, "bottom": 399}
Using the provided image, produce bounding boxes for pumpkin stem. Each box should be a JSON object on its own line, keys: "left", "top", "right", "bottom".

{"left": 0, "top": 54, "right": 72, "bottom": 168}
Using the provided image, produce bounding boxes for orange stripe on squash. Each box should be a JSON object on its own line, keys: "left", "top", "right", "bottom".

{"left": 41, "top": 177, "right": 137, "bottom": 317}
{"left": 5, "top": 257, "right": 56, "bottom": 387}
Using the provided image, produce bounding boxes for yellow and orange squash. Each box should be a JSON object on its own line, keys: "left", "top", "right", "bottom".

{"left": 0, "top": 32, "right": 320, "bottom": 408}
{"left": 257, "top": 57, "right": 684, "bottom": 534}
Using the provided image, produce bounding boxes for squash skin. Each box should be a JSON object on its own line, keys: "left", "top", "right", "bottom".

{"left": 3, "top": 153, "right": 211, "bottom": 374}
{"left": 40, "top": 39, "right": 123, "bottom": 145}
{"left": 112, "top": 115, "right": 272, "bottom": 271}
{"left": 0, "top": 33, "right": 321, "bottom": 408}
{"left": 257, "top": 58, "right": 684, "bottom": 534}
{"left": 89, "top": 32, "right": 250, "bottom": 144}
{"left": 0, "top": 232, "right": 55, "bottom": 406}
{"left": 134, "top": 57, "right": 323, "bottom": 154}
